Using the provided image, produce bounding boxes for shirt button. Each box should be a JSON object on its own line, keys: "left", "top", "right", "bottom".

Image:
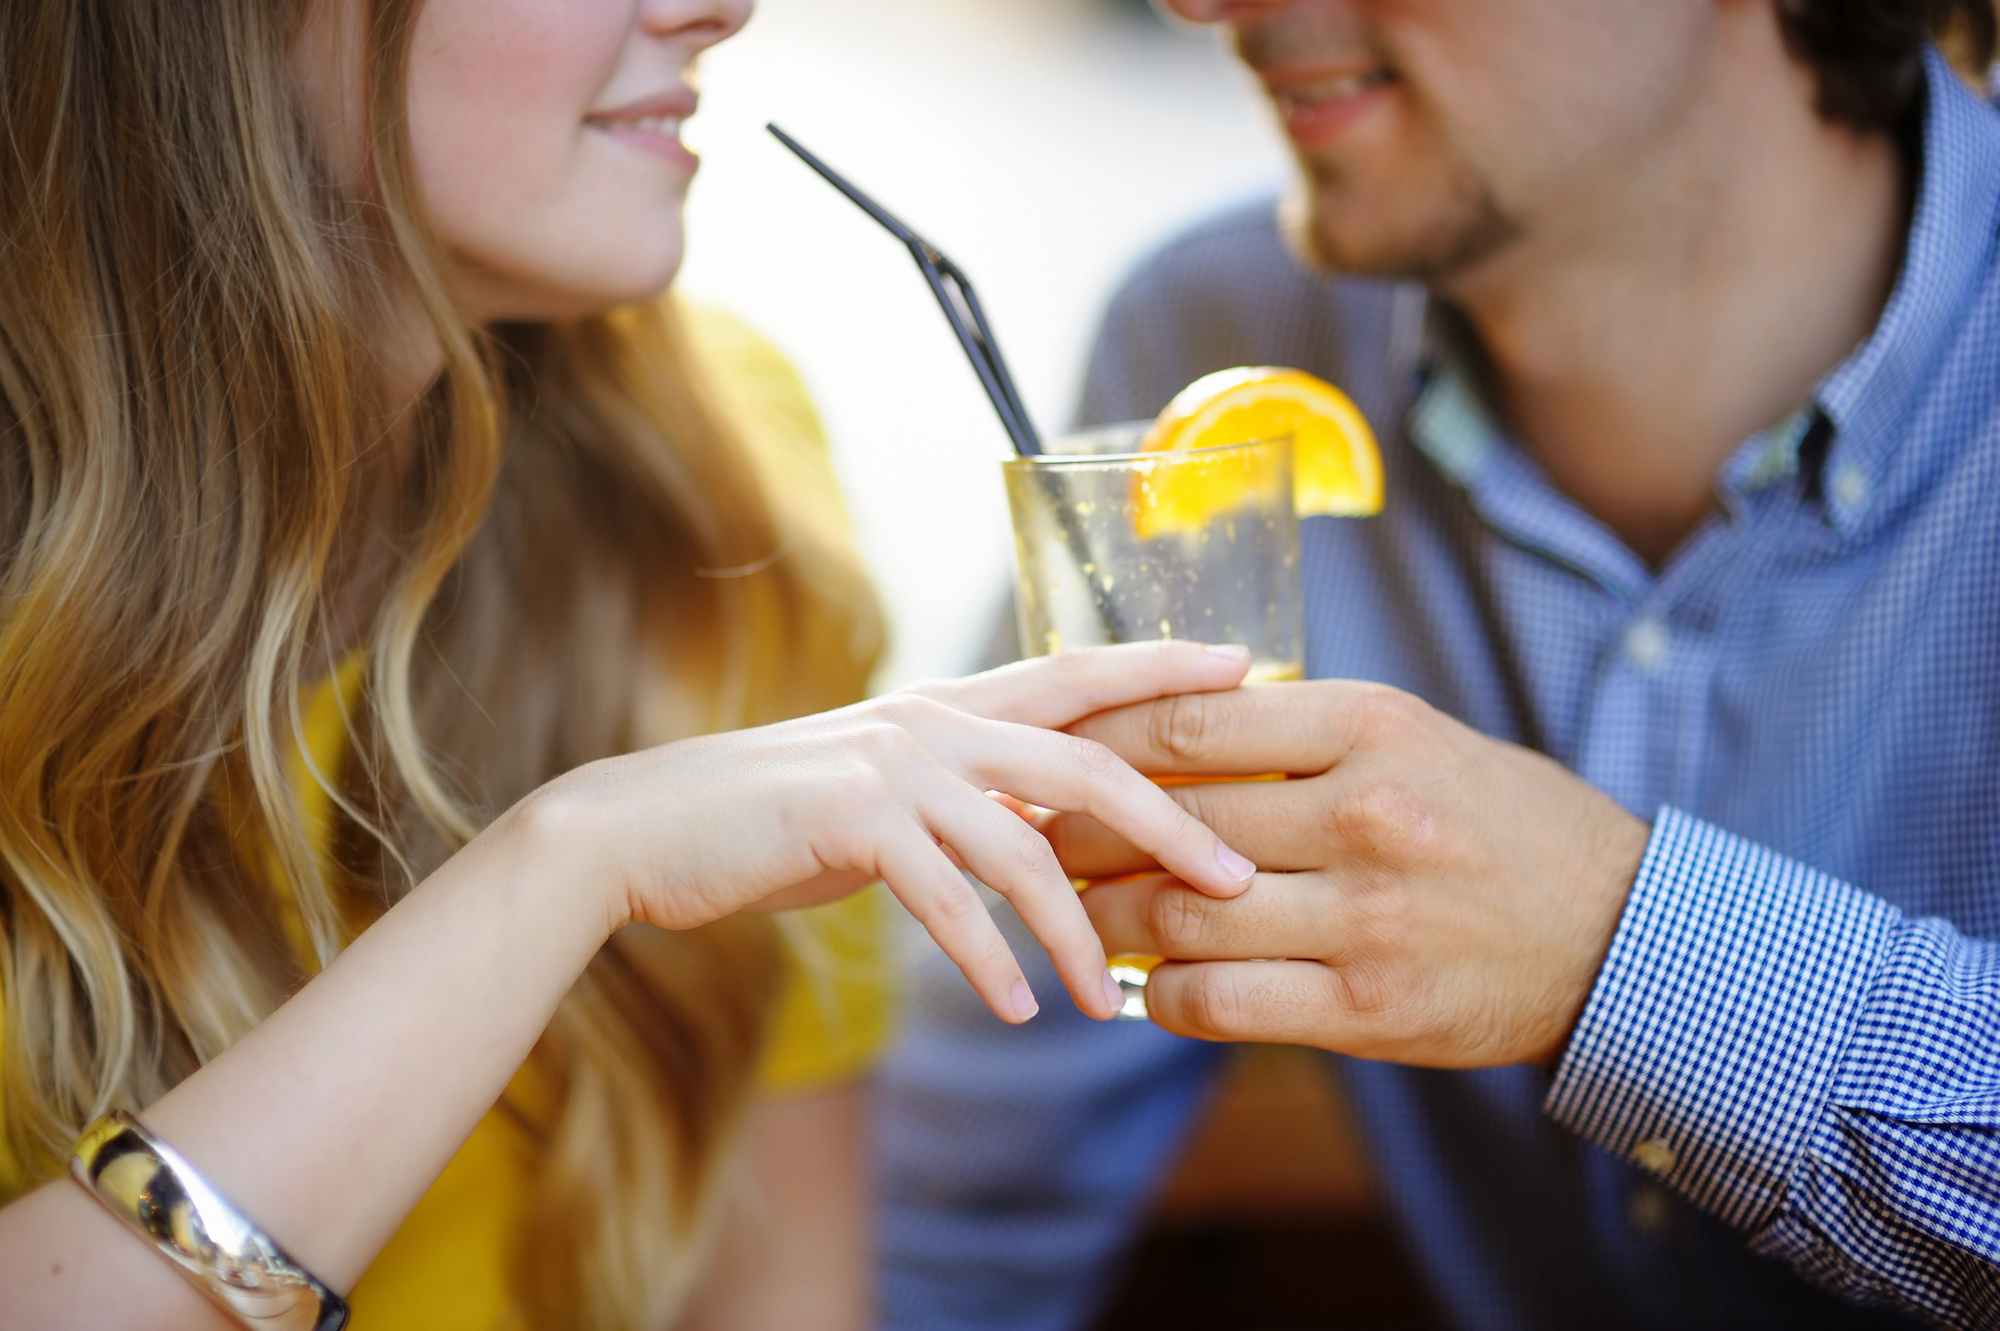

{"left": 1628, "top": 1183, "right": 1673, "bottom": 1235}
{"left": 1831, "top": 463, "right": 1870, "bottom": 511}
{"left": 1632, "top": 1136, "right": 1678, "bottom": 1176}
{"left": 1624, "top": 619, "right": 1671, "bottom": 672}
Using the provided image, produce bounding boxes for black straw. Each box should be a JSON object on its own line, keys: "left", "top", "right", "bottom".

{"left": 767, "top": 124, "right": 1043, "bottom": 456}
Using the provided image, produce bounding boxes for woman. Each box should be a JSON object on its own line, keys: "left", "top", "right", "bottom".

{"left": 0, "top": 0, "right": 1259, "bottom": 1326}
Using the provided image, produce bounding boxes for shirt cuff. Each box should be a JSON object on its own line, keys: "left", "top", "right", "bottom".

{"left": 1544, "top": 808, "right": 1900, "bottom": 1229}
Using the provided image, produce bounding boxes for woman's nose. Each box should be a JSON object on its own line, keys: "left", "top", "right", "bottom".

{"left": 639, "top": 0, "right": 754, "bottom": 51}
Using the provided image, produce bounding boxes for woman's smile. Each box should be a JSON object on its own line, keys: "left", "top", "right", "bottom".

{"left": 585, "top": 89, "right": 699, "bottom": 167}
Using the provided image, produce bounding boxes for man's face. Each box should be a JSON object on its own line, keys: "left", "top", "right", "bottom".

{"left": 1164, "top": 0, "right": 1715, "bottom": 286}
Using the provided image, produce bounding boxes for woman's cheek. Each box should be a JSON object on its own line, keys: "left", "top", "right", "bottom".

{"left": 404, "top": 0, "right": 635, "bottom": 313}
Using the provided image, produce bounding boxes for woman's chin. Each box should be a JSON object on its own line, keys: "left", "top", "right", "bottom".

{"left": 463, "top": 253, "right": 687, "bottom": 324}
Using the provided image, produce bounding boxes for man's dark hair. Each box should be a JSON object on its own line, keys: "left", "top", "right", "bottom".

{"left": 1780, "top": 0, "right": 1997, "bottom": 130}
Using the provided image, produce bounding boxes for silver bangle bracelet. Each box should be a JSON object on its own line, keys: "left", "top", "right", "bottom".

{"left": 69, "top": 1111, "right": 349, "bottom": 1331}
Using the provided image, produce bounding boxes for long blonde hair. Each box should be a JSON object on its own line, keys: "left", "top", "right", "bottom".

{"left": 0, "top": 1, "right": 882, "bottom": 1325}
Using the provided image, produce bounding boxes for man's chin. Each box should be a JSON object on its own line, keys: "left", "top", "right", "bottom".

{"left": 1280, "top": 176, "right": 1520, "bottom": 285}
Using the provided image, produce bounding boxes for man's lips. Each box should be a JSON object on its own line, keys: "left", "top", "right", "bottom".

{"left": 1264, "top": 66, "right": 1397, "bottom": 147}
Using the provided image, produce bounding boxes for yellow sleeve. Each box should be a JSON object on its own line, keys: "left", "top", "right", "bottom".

{"left": 756, "top": 884, "right": 897, "bottom": 1097}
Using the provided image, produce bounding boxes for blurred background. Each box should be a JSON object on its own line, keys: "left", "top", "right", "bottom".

{"left": 678, "top": 0, "right": 1288, "bottom": 689}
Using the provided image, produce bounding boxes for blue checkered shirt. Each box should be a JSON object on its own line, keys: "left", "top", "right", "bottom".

{"left": 875, "top": 48, "right": 2000, "bottom": 1331}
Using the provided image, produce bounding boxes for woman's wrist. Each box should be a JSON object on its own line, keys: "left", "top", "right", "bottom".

{"left": 70, "top": 1111, "right": 350, "bottom": 1330}
{"left": 130, "top": 785, "right": 634, "bottom": 1291}
{"left": 490, "top": 762, "right": 641, "bottom": 949}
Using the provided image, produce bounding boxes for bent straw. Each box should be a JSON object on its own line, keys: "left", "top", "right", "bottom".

{"left": 768, "top": 125, "right": 1136, "bottom": 642}
{"left": 767, "top": 124, "right": 1044, "bottom": 456}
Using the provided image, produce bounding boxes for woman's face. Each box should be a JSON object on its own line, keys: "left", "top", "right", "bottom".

{"left": 300, "top": 0, "right": 751, "bottom": 324}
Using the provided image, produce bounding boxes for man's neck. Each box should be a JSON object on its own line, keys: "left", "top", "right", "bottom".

{"left": 1438, "top": 13, "right": 1911, "bottom": 567}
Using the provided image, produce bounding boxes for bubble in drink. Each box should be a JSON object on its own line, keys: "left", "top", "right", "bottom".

{"left": 1004, "top": 429, "right": 1303, "bottom": 674}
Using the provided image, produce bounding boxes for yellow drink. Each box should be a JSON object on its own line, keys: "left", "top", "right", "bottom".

{"left": 1007, "top": 427, "right": 1306, "bottom": 1021}
{"left": 1003, "top": 427, "right": 1303, "bottom": 672}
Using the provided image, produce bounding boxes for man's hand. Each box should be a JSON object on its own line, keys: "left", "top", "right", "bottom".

{"left": 1051, "top": 681, "right": 1650, "bottom": 1067}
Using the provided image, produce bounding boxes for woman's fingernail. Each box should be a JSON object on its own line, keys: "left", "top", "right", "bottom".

{"left": 1102, "top": 970, "right": 1126, "bottom": 1014}
{"left": 1010, "top": 980, "right": 1040, "bottom": 1022}
{"left": 1217, "top": 843, "right": 1256, "bottom": 881}
{"left": 1205, "top": 643, "right": 1252, "bottom": 661}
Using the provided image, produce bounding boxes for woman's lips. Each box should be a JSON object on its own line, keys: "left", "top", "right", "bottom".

{"left": 585, "top": 113, "right": 698, "bottom": 167}
{"left": 584, "top": 90, "right": 700, "bottom": 168}
{"left": 1273, "top": 67, "right": 1396, "bottom": 147}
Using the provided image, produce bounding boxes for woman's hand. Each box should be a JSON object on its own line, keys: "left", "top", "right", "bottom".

{"left": 0, "top": 642, "right": 1258, "bottom": 1325}
{"left": 510, "top": 641, "right": 1260, "bottom": 1023}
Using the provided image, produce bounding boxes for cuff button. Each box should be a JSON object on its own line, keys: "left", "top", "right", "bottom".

{"left": 1632, "top": 1136, "right": 1678, "bottom": 1176}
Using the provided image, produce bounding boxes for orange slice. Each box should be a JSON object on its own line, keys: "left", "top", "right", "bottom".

{"left": 1137, "top": 367, "right": 1383, "bottom": 535}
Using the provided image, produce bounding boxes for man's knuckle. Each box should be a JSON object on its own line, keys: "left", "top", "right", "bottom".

{"left": 1349, "top": 684, "right": 1429, "bottom": 740}
{"left": 1148, "top": 692, "right": 1218, "bottom": 764}
{"left": 1183, "top": 968, "right": 1246, "bottom": 1035}
{"left": 1147, "top": 888, "right": 1210, "bottom": 953}
{"left": 1331, "top": 959, "right": 1398, "bottom": 1020}
{"left": 1174, "top": 785, "right": 1222, "bottom": 834}
{"left": 1326, "top": 777, "right": 1436, "bottom": 864}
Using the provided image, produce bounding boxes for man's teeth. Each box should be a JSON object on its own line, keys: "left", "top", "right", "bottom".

{"left": 1292, "top": 68, "right": 1392, "bottom": 104}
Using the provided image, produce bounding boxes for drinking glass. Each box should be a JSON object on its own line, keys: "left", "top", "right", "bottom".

{"left": 1002, "top": 425, "right": 1303, "bottom": 1017}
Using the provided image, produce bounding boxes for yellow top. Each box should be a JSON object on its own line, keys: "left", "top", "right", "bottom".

{"left": 0, "top": 305, "right": 894, "bottom": 1328}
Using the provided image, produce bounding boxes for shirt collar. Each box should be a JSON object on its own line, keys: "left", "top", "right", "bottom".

{"left": 1406, "top": 335, "right": 1493, "bottom": 488}
{"left": 1808, "top": 46, "right": 2000, "bottom": 532}
{"left": 1407, "top": 46, "right": 2000, "bottom": 537}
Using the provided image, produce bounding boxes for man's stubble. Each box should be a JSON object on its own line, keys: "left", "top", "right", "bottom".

{"left": 1280, "top": 152, "right": 1522, "bottom": 285}
{"left": 1235, "top": 7, "right": 1522, "bottom": 285}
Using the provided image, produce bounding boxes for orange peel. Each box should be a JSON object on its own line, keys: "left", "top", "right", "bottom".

{"left": 1134, "top": 367, "right": 1384, "bottom": 537}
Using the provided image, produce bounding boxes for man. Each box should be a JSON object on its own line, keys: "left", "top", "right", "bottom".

{"left": 876, "top": 1, "right": 2000, "bottom": 1327}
